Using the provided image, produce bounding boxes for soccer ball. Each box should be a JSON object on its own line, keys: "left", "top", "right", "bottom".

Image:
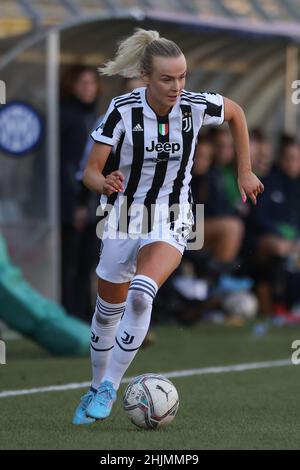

{"left": 222, "top": 290, "right": 258, "bottom": 319}
{"left": 123, "top": 374, "right": 179, "bottom": 430}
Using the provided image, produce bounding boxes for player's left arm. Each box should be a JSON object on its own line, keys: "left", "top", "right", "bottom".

{"left": 224, "top": 97, "right": 264, "bottom": 205}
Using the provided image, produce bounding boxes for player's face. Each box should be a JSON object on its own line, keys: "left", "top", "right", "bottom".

{"left": 144, "top": 54, "right": 187, "bottom": 114}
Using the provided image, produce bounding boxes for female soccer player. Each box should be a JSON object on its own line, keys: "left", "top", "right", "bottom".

{"left": 72, "top": 28, "right": 264, "bottom": 424}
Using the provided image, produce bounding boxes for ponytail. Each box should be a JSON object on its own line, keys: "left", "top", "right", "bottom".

{"left": 99, "top": 28, "right": 182, "bottom": 78}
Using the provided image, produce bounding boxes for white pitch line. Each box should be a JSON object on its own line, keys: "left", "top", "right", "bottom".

{"left": 0, "top": 358, "right": 292, "bottom": 399}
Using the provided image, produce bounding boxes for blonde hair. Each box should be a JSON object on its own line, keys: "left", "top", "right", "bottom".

{"left": 99, "top": 28, "right": 182, "bottom": 78}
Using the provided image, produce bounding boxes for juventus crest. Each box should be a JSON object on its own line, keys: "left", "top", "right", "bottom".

{"left": 121, "top": 331, "right": 135, "bottom": 345}
{"left": 182, "top": 111, "right": 193, "bottom": 132}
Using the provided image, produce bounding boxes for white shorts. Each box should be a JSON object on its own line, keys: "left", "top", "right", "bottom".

{"left": 96, "top": 222, "right": 190, "bottom": 283}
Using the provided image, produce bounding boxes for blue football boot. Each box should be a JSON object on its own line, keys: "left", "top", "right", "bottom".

{"left": 72, "top": 390, "right": 96, "bottom": 425}
{"left": 86, "top": 380, "right": 117, "bottom": 419}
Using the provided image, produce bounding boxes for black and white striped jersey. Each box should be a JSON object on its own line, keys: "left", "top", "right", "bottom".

{"left": 91, "top": 87, "right": 224, "bottom": 233}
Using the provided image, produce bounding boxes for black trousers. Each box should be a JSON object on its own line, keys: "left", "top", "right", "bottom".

{"left": 61, "top": 224, "right": 98, "bottom": 322}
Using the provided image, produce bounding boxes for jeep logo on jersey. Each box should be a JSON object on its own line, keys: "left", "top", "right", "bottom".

{"left": 146, "top": 141, "right": 181, "bottom": 153}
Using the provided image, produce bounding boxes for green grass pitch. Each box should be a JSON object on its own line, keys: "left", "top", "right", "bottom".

{"left": 1, "top": 322, "right": 300, "bottom": 450}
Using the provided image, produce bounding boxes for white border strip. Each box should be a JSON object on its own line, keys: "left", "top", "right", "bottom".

{"left": 0, "top": 359, "right": 292, "bottom": 399}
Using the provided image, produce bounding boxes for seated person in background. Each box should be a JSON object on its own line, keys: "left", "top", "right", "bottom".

{"left": 210, "top": 127, "right": 241, "bottom": 209}
{"left": 191, "top": 135, "right": 213, "bottom": 180}
{"left": 247, "top": 136, "right": 300, "bottom": 314}
{"left": 249, "top": 128, "right": 262, "bottom": 166}
{"left": 190, "top": 132, "right": 251, "bottom": 294}
{"left": 249, "top": 128, "right": 273, "bottom": 180}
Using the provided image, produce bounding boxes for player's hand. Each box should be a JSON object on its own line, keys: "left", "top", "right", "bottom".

{"left": 102, "top": 170, "right": 125, "bottom": 196}
{"left": 238, "top": 170, "right": 264, "bottom": 205}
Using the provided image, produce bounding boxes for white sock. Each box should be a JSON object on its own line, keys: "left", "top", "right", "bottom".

{"left": 102, "top": 275, "right": 158, "bottom": 390}
{"left": 90, "top": 295, "right": 125, "bottom": 390}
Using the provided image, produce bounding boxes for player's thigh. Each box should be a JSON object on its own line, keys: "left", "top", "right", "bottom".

{"left": 98, "top": 277, "right": 130, "bottom": 303}
{"left": 135, "top": 241, "right": 182, "bottom": 288}
{"left": 96, "top": 235, "right": 139, "bottom": 303}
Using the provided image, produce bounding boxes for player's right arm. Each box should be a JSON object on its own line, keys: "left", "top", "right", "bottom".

{"left": 83, "top": 142, "right": 124, "bottom": 196}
